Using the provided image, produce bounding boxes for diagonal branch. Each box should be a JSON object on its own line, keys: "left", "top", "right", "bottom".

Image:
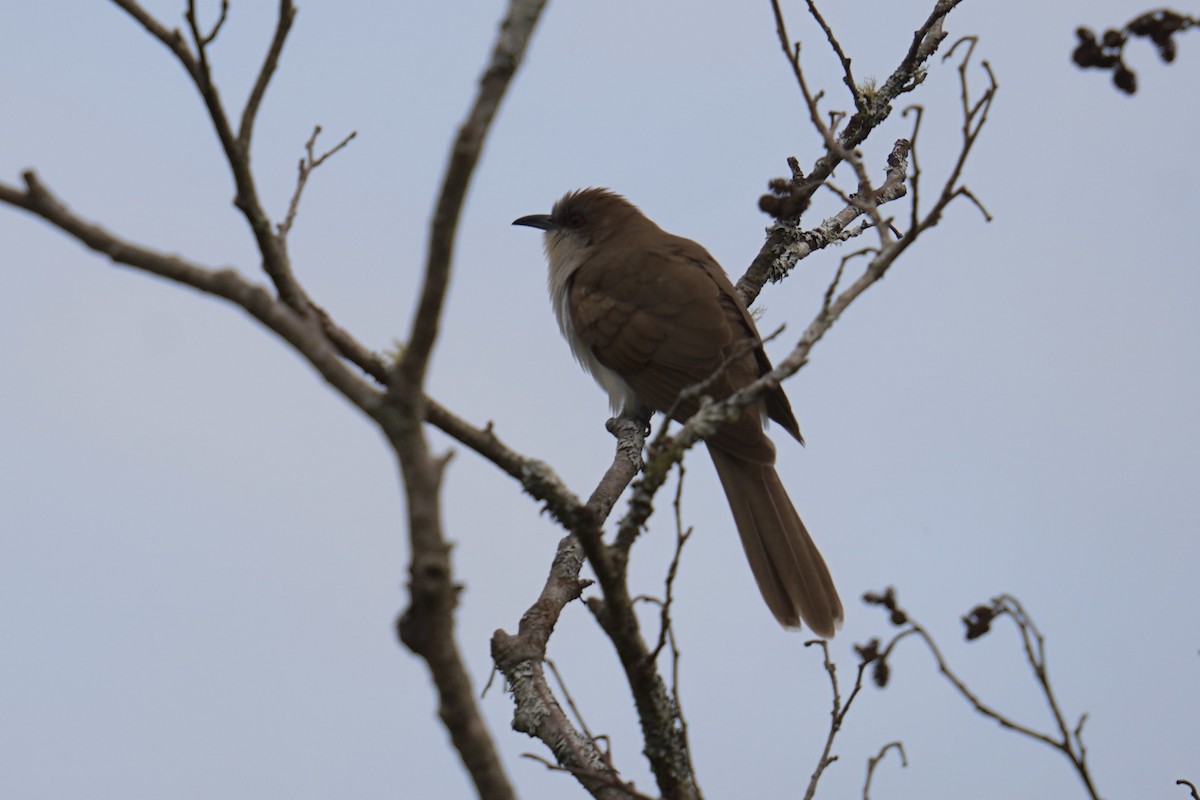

{"left": 805, "top": 0, "right": 860, "bottom": 112}
{"left": 239, "top": 0, "right": 298, "bottom": 153}
{"left": 865, "top": 589, "right": 1102, "bottom": 800}
{"left": 110, "top": 0, "right": 305, "bottom": 311}
{"left": 0, "top": 171, "right": 378, "bottom": 413}
{"left": 863, "top": 741, "right": 907, "bottom": 800}
{"left": 395, "top": 0, "right": 548, "bottom": 392}
{"left": 376, "top": 3, "right": 548, "bottom": 800}
{"left": 740, "top": 0, "right": 965, "bottom": 303}
{"left": 109, "top": 0, "right": 197, "bottom": 72}
{"left": 491, "top": 537, "right": 642, "bottom": 800}
{"left": 803, "top": 640, "right": 874, "bottom": 800}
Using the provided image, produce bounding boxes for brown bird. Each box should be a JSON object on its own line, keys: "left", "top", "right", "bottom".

{"left": 514, "top": 188, "right": 842, "bottom": 636}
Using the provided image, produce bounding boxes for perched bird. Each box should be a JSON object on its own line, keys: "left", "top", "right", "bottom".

{"left": 514, "top": 189, "right": 842, "bottom": 636}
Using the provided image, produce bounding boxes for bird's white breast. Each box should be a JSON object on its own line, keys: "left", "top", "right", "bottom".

{"left": 544, "top": 231, "right": 639, "bottom": 413}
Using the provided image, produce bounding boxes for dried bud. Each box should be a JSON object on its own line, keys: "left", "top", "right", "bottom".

{"left": 863, "top": 586, "right": 899, "bottom": 611}
{"left": 872, "top": 657, "right": 891, "bottom": 688}
{"left": 962, "top": 604, "right": 997, "bottom": 640}
{"left": 1072, "top": 41, "right": 1101, "bottom": 68}
{"left": 1113, "top": 63, "right": 1137, "bottom": 94}
{"left": 758, "top": 194, "right": 782, "bottom": 216}
{"left": 1158, "top": 38, "right": 1177, "bottom": 63}
{"left": 767, "top": 177, "right": 791, "bottom": 195}
{"left": 855, "top": 637, "right": 881, "bottom": 664}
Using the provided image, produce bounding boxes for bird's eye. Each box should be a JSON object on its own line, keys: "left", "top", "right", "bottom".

{"left": 566, "top": 211, "right": 586, "bottom": 229}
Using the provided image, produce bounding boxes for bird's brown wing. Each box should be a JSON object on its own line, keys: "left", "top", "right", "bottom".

{"left": 692, "top": 250, "right": 802, "bottom": 444}
{"left": 569, "top": 237, "right": 790, "bottom": 462}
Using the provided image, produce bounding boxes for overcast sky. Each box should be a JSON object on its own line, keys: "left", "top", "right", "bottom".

{"left": 2, "top": 1, "right": 1197, "bottom": 798}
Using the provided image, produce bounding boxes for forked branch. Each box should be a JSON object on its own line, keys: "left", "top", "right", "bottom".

{"left": 863, "top": 589, "right": 1103, "bottom": 800}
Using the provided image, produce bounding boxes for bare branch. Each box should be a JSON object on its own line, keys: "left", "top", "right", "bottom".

{"left": 805, "top": 0, "right": 860, "bottom": 111}
{"left": 93, "top": 7, "right": 558, "bottom": 799}
{"left": 0, "top": 171, "right": 378, "bottom": 413}
{"left": 762, "top": 37, "right": 994, "bottom": 376}
{"left": 646, "top": 465, "right": 693, "bottom": 663}
{"left": 395, "top": 0, "right": 548, "bottom": 391}
{"left": 114, "top": 0, "right": 307, "bottom": 311}
{"left": 821, "top": 248, "right": 858, "bottom": 315}
{"left": 544, "top": 659, "right": 604, "bottom": 749}
{"left": 1178, "top": 779, "right": 1200, "bottom": 800}
{"left": 802, "top": 640, "right": 873, "bottom": 800}
{"left": 188, "top": 0, "right": 229, "bottom": 47}
{"left": 742, "top": 0, "right": 965, "bottom": 304}
{"left": 108, "top": 1, "right": 197, "bottom": 75}
{"left": 873, "top": 608, "right": 1060, "bottom": 747}
{"left": 585, "top": 414, "right": 648, "bottom": 523}
{"left": 863, "top": 741, "right": 907, "bottom": 800}
{"left": 494, "top": 428, "right": 700, "bottom": 800}
{"left": 764, "top": 138, "right": 909, "bottom": 285}
{"left": 312, "top": 303, "right": 391, "bottom": 382}
{"left": 239, "top": 0, "right": 298, "bottom": 152}
{"left": 903, "top": 38, "right": 995, "bottom": 237}
{"left": 394, "top": 445, "right": 515, "bottom": 800}
{"left": 662, "top": 467, "right": 699, "bottom": 786}
{"left": 903, "top": 103, "right": 925, "bottom": 231}
{"left": 378, "top": 4, "right": 548, "bottom": 799}
{"left": 492, "top": 538, "right": 637, "bottom": 800}
{"left": 865, "top": 589, "right": 1103, "bottom": 800}
{"left": 278, "top": 125, "right": 359, "bottom": 238}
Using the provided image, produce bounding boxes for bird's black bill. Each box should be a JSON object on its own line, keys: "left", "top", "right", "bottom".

{"left": 512, "top": 214, "right": 555, "bottom": 230}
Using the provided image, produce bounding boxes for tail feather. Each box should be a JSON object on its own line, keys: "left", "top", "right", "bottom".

{"left": 708, "top": 442, "right": 843, "bottom": 636}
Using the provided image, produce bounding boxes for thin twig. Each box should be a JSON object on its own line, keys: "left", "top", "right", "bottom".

{"left": 742, "top": 0, "right": 964, "bottom": 304}
{"left": 545, "top": 658, "right": 604, "bottom": 750}
{"left": 805, "top": 0, "right": 859, "bottom": 111}
{"left": 112, "top": 0, "right": 307, "bottom": 311}
{"left": 649, "top": 464, "right": 692, "bottom": 662}
{"left": 867, "top": 590, "right": 1102, "bottom": 800}
{"left": 863, "top": 741, "right": 907, "bottom": 800}
{"left": 239, "top": 0, "right": 297, "bottom": 152}
{"left": 189, "top": 0, "right": 229, "bottom": 46}
{"left": 802, "top": 640, "right": 872, "bottom": 800}
{"left": 767, "top": 138, "right": 909, "bottom": 285}
{"left": 278, "top": 125, "right": 358, "bottom": 238}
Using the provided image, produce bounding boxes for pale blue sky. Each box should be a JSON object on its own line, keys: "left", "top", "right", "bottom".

{"left": 2, "top": 1, "right": 1197, "bottom": 798}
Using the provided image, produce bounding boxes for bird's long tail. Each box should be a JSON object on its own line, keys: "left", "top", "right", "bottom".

{"left": 707, "top": 443, "right": 843, "bottom": 636}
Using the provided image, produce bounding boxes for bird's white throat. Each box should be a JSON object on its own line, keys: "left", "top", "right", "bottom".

{"left": 544, "top": 230, "right": 639, "bottom": 413}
